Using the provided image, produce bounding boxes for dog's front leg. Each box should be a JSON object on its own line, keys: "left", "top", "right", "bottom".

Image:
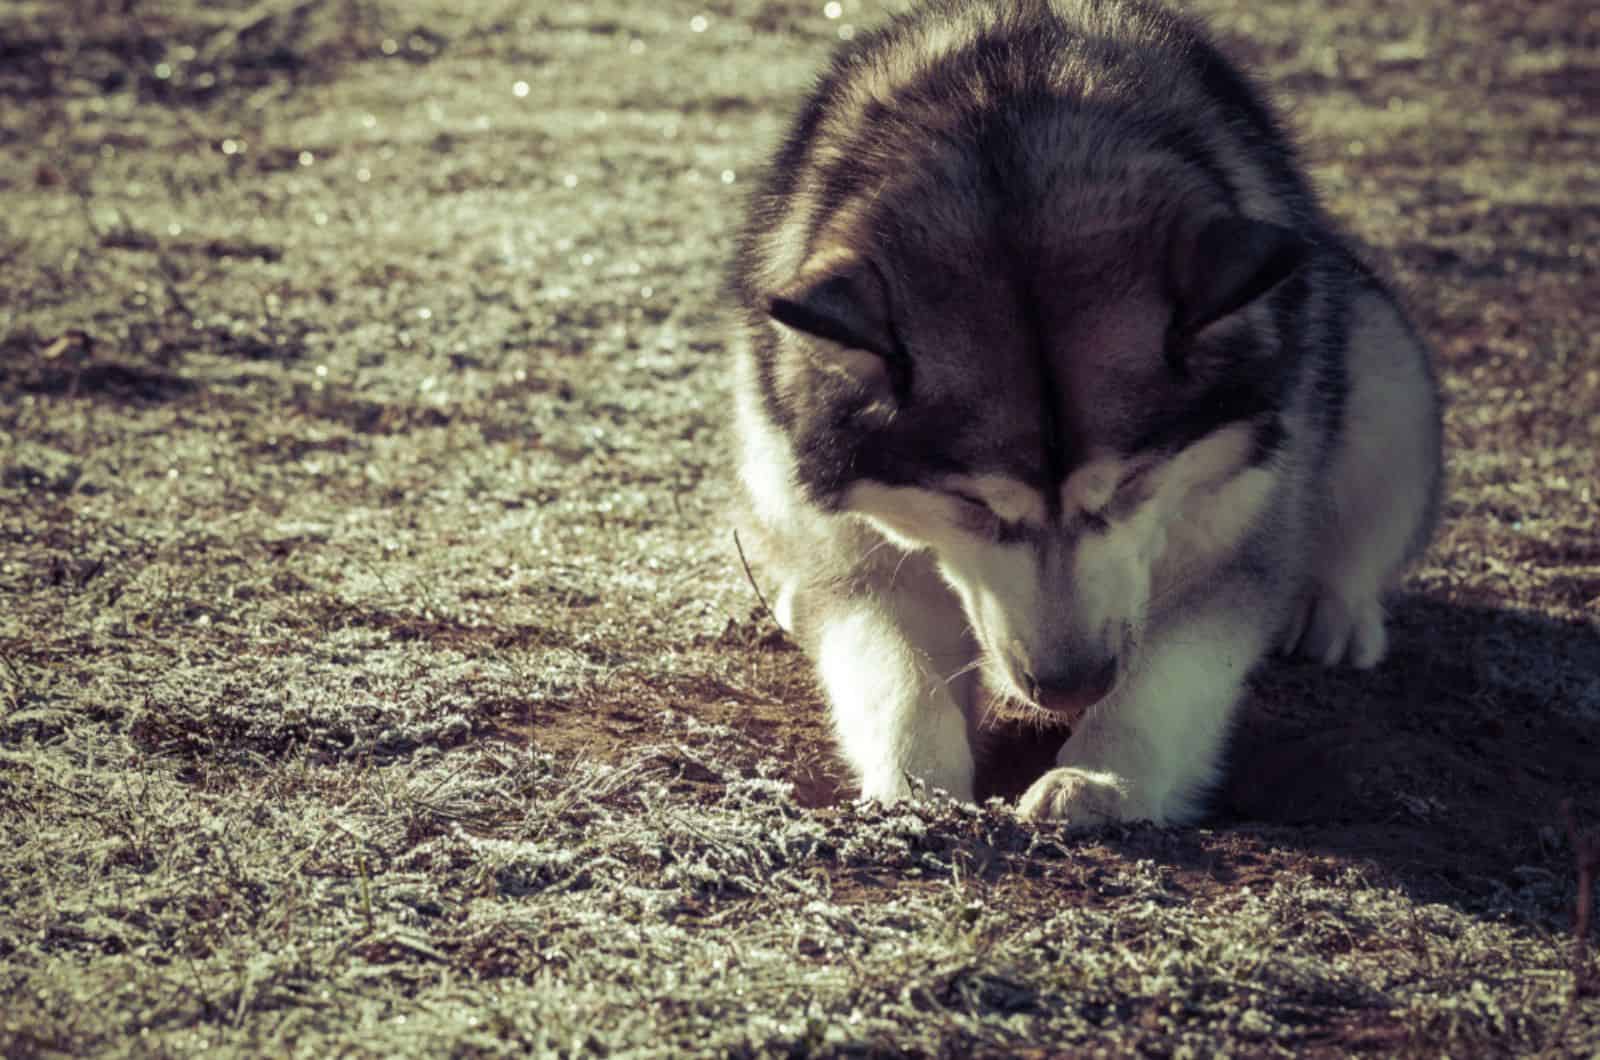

{"left": 1017, "top": 596, "right": 1271, "bottom": 827}
{"left": 810, "top": 561, "right": 978, "bottom": 804}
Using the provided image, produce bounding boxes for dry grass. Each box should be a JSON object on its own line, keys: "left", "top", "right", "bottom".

{"left": 1, "top": 0, "right": 1597, "bottom": 1055}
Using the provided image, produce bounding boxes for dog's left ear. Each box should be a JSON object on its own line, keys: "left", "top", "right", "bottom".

{"left": 1169, "top": 216, "right": 1307, "bottom": 334}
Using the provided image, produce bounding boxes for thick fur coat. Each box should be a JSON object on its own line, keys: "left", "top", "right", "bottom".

{"left": 729, "top": 0, "right": 1442, "bottom": 825}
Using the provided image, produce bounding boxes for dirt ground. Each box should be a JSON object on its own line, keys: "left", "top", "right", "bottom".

{"left": 1, "top": 0, "right": 1597, "bottom": 1055}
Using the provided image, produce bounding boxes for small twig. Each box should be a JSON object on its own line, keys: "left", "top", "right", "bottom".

{"left": 155, "top": 254, "right": 194, "bottom": 321}
{"left": 181, "top": 950, "right": 217, "bottom": 1020}
{"left": 1561, "top": 799, "right": 1598, "bottom": 993}
{"left": 201, "top": 0, "right": 325, "bottom": 63}
{"left": 357, "top": 855, "right": 375, "bottom": 933}
{"left": 1549, "top": 798, "right": 1599, "bottom": 1055}
{"left": 732, "top": 529, "right": 782, "bottom": 633}
{"left": 0, "top": 654, "right": 29, "bottom": 712}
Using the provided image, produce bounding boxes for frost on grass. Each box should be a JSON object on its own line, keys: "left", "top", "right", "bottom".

{"left": 3, "top": 726, "right": 1586, "bottom": 1057}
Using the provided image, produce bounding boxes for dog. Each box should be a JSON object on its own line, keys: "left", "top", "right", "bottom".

{"left": 728, "top": 0, "right": 1442, "bottom": 826}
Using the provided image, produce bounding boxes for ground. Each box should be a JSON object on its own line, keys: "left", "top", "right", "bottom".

{"left": 0, "top": 0, "right": 1597, "bottom": 1055}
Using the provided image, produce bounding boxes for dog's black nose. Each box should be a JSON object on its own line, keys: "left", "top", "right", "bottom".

{"left": 1027, "top": 658, "right": 1117, "bottom": 722}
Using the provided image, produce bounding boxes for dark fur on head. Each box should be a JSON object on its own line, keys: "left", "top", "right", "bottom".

{"left": 732, "top": 0, "right": 1353, "bottom": 512}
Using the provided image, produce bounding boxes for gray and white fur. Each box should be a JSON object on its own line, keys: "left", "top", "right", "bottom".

{"left": 728, "top": 0, "right": 1442, "bottom": 826}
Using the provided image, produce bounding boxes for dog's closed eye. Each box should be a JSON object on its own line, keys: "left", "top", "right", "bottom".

{"left": 946, "top": 490, "right": 993, "bottom": 515}
{"left": 943, "top": 490, "right": 1045, "bottom": 545}
{"left": 943, "top": 491, "right": 1005, "bottom": 534}
{"left": 946, "top": 490, "right": 987, "bottom": 509}
{"left": 1078, "top": 467, "right": 1152, "bottom": 531}
{"left": 1115, "top": 465, "right": 1150, "bottom": 493}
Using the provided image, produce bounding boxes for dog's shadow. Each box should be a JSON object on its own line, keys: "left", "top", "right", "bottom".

{"left": 976, "top": 595, "right": 1600, "bottom": 905}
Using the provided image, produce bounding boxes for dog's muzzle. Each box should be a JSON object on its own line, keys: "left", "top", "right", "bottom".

{"left": 1025, "top": 658, "right": 1117, "bottom": 724}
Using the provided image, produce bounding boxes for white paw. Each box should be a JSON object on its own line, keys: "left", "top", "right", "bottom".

{"left": 1280, "top": 591, "right": 1387, "bottom": 669}
{"left": 857, "top": 773, "right": 914, "bottom": 806}
{"left": 1016, "top": 767, "right": 1143, "bottom": 828}
{"left": 857, "top": 771, "right": 973, "bottom": 806}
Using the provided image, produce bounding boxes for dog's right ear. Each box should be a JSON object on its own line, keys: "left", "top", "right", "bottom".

{"left": 768, "top": 253, "right": 898, "bottom": 395}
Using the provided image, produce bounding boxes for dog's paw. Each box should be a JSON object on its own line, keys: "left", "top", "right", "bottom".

{"left": 1016, "top": 767, "right": 1141, "bottom": 828}
{"left": 1280, "top": 590, "right": 1387, "bottom": 669}
{"left": 857, "top": 773, "right": 914, "bottom": 806}
{"left": 858, "top": 771, "right": 974, "bottom": 807}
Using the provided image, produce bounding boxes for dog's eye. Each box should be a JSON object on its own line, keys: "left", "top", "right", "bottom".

{"left": 945, "top": 491, "right": 1002, "bottom": 533}
{"left": 1114, "top": 465, "right": 1149, "bottom": 495}
{"left": 1077, "top": 468, "right": 1148, "bottom": 531}
{"left": 946, "top": 491, "right": 992, "bottom": 517}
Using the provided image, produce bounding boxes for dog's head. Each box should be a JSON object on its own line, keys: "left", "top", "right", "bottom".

{"left": 757, "top": 179, "right": 1306, "bottom": 719}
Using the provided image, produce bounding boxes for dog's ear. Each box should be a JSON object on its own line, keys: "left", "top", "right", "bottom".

{"left": 1169, "top": 215, "right": 1307, "bottom": 334}
{"left": 769, "top": 253, "right": 898, "bottom": 394}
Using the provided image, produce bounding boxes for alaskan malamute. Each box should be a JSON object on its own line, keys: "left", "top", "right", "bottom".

{"left": 729, "top": 0, "right": 1442, "bottom": 825}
